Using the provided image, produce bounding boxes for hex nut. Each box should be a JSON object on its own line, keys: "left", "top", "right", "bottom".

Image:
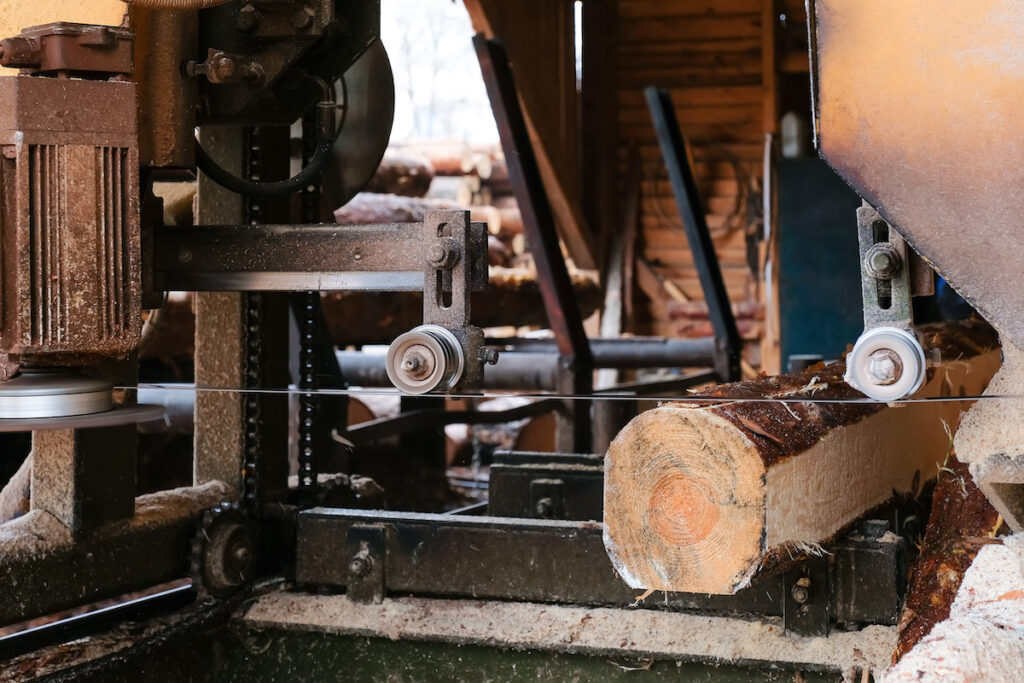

{"left": 427, "top": 237, "right": 461, "bottom": 270}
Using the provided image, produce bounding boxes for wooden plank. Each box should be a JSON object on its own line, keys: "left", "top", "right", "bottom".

{"left": 619, "top": 15, "right": 761, "bottom": 43}
{"left": 642, "top": 226, "right": 748, "bottom": 250}
{"left": 617, "top": 0, "right": 760, "bottom": 20}
{"left": 619, "top": 86, "right": 763, "bottom": 108}
{"left": 762, "top": 0, "right": 780, "bottom": 134}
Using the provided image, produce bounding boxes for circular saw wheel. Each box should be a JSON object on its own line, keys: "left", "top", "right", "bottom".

{"left": 320, "top": 39, "right": 396, "bottom": 210}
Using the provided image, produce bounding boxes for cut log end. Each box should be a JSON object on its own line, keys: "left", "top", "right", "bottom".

{"left": 604, "top": 407, "right": 765, "bottom": 593}
{"left": 604, "top": 320, "right": 1002, "bottom": 595}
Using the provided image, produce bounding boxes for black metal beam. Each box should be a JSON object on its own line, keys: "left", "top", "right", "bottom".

{"left": 473, "top": 36, "right": 592, "bottom": 365}
{"left": 474, "top": 34, "right": 593, "bottom": 454}
{"left": 296, "top": 508, "right": 780, "bottom": 616}
{"left": 153, "top": 221, "right": 488, "bottom": 293}
{"left": 645, "top": 87, "right": 742, "bottom": 381}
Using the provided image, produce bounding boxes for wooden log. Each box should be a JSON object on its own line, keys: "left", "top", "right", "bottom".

{"left": 334, "top": 193, "right": 458, "bottom": 224}
{"left": 891, "top": 453, "right": 1001, "bottom": 664}
{"left": 603, "top": 320, "right": 1001, "bottom": 595}
{"left": 333, "top": 193, "right": 496, "bottom": 231}
{"left": 0, "top": 453, "right": 31, "bottom": 524}
{"left": 363, "top": 153, "right": 435, "bottom": 198}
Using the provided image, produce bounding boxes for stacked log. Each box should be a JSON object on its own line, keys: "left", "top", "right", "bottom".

{"left": 603, "top": 320, "right": 1001, "bottom": 595}
{"left": 363, "top": 153, "right": 435, "bottom": 198}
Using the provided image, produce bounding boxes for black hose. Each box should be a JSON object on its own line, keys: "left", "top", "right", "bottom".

{"left": 195, "top": 136, "right": 333, "bottom": 198}
{"left": 195, "top": 94, "right": 336, "bottom": 198}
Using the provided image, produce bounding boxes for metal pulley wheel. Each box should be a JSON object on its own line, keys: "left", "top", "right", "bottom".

{"left": 844, "top": 326, "right": 926, "bottom": 401}
{"left": 385, "top": 325, "right": 465, "bottom": 394}
{"left": 0, "top": 370, "right": 112, "bottom": 419}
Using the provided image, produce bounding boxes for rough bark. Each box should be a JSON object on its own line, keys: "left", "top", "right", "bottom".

{"left": 333, "top": 192, "right": 502, "bottom": 236}
{"left": 883, "top": 533, "right": 1024, "bottom": 682}
{"left": 363, "top": 154, "right": 435, "bottom": 198}
{"left": 604, "top": 320, "right": 1001, "bottom": 595}
{"left": 892, "top": 453, "right": 1001, "bottom": 664}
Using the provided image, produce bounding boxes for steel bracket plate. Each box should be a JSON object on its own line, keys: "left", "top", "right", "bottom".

{"left": 856, "top": 203, "right": 914, "bottom": 330}
{"left": 783, "top": 557, "right": 830, "bottom": 637}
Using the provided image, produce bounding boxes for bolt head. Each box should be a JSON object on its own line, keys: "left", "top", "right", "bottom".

{"left": 229, "top": 542, "right": 251, "bottom": 570}
{"left": 211, "top": 55, "right": 236, "bottom": 81}
{"left": 293, "top": 6, "right": 316, "bottom": 30}
{"left": 867, "top": 348, "right": 903, "bottom": 385}
{"left": 237, "top": 5, "right": 258, "bottom": 32}
{"left": 349, "top": 554, "right": 373, "bottom": 577}
{"left": 864, "top": 244, "right": 902, "bottom": 279}
{"left": 399, "top": 344, "right": 435, "bottom": 381}
{"left": 427, "top": 237, "right": 461, "bottom": 270}
{"left": 791, "top": 577, "right": 812, "bottom": 604}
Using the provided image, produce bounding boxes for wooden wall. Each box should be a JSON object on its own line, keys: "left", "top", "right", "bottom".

{"left": 615, "top": 0, "right": 772, "bottom": 340}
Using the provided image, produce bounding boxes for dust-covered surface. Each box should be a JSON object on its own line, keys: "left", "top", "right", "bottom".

{"left": 883, "top": 533, "right": 1024, "bottom": 681}
{"left": 0, "top": 480, "right": 232, "bottom": 559}
{"left": 955, "top": 339, "right": 1024, "bottom": 532}
{"left": 0, "top": 481, "right": 232, "bottom": 626}
{"left": 244, "top": 592, "right": 896, "bottom": 678}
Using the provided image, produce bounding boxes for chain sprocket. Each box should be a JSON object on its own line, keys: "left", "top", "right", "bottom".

{"left": 189, "top": 501, "right": 256, "bottom": 599}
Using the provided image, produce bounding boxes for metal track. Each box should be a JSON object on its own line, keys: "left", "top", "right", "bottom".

{"left": 240, "top": 127, "right": 266, "bottom": 513}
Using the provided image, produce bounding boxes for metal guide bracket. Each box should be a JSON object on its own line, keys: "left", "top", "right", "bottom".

{"left": 856, "top": 202, "right": 913, "bottom": 330}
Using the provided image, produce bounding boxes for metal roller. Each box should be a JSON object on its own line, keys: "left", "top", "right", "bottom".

{"left": 385, "top": 325, "right": 465, "bottom": 394}
{"left": 843, "top": 326, "right": 926, "bottom": 401}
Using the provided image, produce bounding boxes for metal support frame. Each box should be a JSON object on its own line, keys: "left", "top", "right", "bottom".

{"left": 488, "top": 451, "right": 603, "bottom": 521}
{"left": 645, "top": 87, "right": 742, "bottom": 382}
{"left": 474, "top": 35, "right": 593, "bottom": 452}
{"left": 295, "top": 507, "right": 906, "bottom": 636}
{"left": 153, "top": 220, "right": 489, "bottom": 293}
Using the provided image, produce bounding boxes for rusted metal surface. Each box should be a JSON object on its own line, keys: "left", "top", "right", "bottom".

{"left": 0, "top": 76, "right": 141, "bottom": 375}
{"left": 196, "top": 0, "right": 380, "bottom": 126}
{"left": 0, "top": 22, "right": 133, "bottom": 77}
{"left": 812, "top": 0, "right": 1024, "bottom": 347}
{"left": 131, "top": 8, "right": 198, "bottom": 168}
{"left": 154, "top": 221, "right": 488, "bottom": 292}
{"left": 0, "top": 481, "right": 231, "bottom": 627}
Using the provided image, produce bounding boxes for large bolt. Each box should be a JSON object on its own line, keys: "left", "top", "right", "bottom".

{"left": 427, "top": 237, "right": 461, "bottom": 270}
{"left": 349, "top": 549, "right": 372, "bottom": 577}
{"left": 791, "top": 577, "right": 812, "bottom": 605}
{"left": 237, "top": 4, "right": 258, "bottom": 32}
{"left": 229, "top": 541, "right": 251, "bottom": 571}
{"left": 293, "top": 5, "right": 316, "bottom": 30}
{"left": 867, "top": 348, "right": 903, "bottom": 386}
{"left": 400, "top": 344, "right": 436, "bottom": 381}
{"left": 864, "top": 243, "right": 902, "bottom": 279}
